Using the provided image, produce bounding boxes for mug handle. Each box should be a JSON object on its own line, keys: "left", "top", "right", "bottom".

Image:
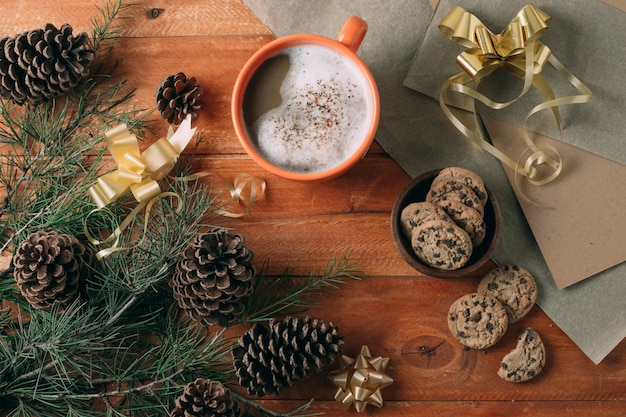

{"left": 336, "top": 16, "right": 368, "bottom": 52}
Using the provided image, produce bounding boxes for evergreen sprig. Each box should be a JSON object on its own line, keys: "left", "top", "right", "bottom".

{"left": 0, "top": 177, "right": 233, "bottom": 416}
{"left": 90, "top": 0, "right": 134, "bottom": 53}
{"left": 242, "top": 251, "right": 360, "bottom": 323}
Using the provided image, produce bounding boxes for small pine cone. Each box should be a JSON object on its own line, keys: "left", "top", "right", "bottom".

{"left": 156, "top": 72, "right": 204, "bottom": 125}
{"left": 233, "top": 316, "right": 344, "bottom": 397}
{"left": 171, "top": 230, "right": 255, "bottom": 327}
{"left": 12, "top": 231, "right": 94, "bottom": 311}
{"left": 0, "top": 23, "right": 95, "bottom": 106}
{"left": 170, "top": 378, "right": 240, "bottom": 417}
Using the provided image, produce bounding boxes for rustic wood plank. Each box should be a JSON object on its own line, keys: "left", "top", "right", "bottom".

{"left": 200, "top": 155, "right": 412, "bottom": 217}
{"left": 233, "top": 277, "right": 626, "bottom": 404}
{"left": 0, "top": 0, "right": 271, "bottom": 37}
{"left": 108, "top": 35, "right": 388, "bottom": 155}
{"left": 253, "top": 399, "right": 626, "bottom": 417}
{"left": 189, "top": 156, "right": 427, "bottom": 276}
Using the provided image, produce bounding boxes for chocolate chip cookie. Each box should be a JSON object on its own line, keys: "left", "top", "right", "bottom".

{"left": 478, "top": 264, "right": 537, "bottom": 323}
{"left": 426, "top": 178, "right": 484, "bottom": 217}
{"left": 411, "top": 220, "right": 473, "bottom": 270}
{"left": 447, "top": 293, "right": 509, "bottom": 349}
{"left": 400, "top": 201, "right": 450, "bottom": 240}
{"left": 435, "top": 199, "right": 487, "bottom": 246}
{"left": 498, "top": 328, "right": 546, "bottom": 383}
{"left": 434, "top": 166, "right": 488, "bottom": 207}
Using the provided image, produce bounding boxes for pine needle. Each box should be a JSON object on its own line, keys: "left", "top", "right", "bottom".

{"left": 241, "top": 250, "right": 361, "bottom": 323}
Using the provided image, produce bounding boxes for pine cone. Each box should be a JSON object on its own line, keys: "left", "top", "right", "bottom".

{"left": 171, "top": 230, "right": 255, "bottom": 327}
{"left": 156, "top": 72, "right": 204, "bottom": 125}
{"left": 12, "top": 231, "right": 94, "bottom": 311}
{"left": 233, "top": 316, "right": 344, "bottom": 397}
{"left": 170, "top": 378, "right": 240, "bottom": 417}
{"left": 0, "top": 23, "right": 95, "bottom": 106}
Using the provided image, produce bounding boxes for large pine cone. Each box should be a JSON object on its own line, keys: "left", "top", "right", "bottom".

{"left": 171, "top": 230, "right": 255, "bottom": 327}
{"left": 156, "top": 72, "right": 204, "bottom": 125}
{"left": 170, "top": 378, "right": 240, "bottom": 417}
{"left": 0, "top": 23, "right": 95, "bottom": 106}
{"left": 233, "top": 316, "right": 344, "bottom": 397}
{"left": 12, "top": 231, "right": 94, "bottom": 311}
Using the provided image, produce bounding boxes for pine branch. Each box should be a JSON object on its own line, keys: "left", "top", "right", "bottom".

{"left": 0, "top": 176, "right": 229, "bottom": 412}
{"left": 10, "top": 328, "right": 232, "bottom": 402}
{"left": 90, "top": 0, "right": 135, "bottom": 52}
{"left": 1, "top": 304, "right": 236, "bottom": 415}
{"left": 241, "top": 250, "right": 361, "bottom": 323}
{"left": 0, "top": 0, "right": 150, "bottom": 254}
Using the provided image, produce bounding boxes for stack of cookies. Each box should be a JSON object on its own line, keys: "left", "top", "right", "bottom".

{"left": 400, "top": 167, "right": 488, "bottom": 270}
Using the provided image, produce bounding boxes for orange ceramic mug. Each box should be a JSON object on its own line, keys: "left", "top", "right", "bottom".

{"left": 231, "top": 16, "right": 380, "bottom": 181}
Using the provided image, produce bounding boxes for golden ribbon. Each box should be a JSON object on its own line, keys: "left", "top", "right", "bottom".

{"left": 89, "top": 115, "right": 196, "bottom": 209}
{"left": 85, "top": 116, "right": 196, "bottom": 258}
{"left": 175, "top": 172, "right": 266, "bottom": 219}
{"left": 85, "top": 116, "right": 267, "bottom": 258}
{"left": 85, "top": 191, "right": 183, "bottom": 259}
{"left": 328, "top": 345, "right": 394, "bottom": 412}
{"left": 439, "top": 4, "right": 592, "bottom": 185}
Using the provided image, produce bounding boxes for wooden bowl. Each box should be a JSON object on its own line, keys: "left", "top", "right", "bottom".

{"left": 390, "top": 169, "right": 501, "bottom": 278}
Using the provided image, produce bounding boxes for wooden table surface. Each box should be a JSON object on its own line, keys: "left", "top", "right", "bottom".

{"left": 2, "top": 1, "right": 625, "bottom": 416}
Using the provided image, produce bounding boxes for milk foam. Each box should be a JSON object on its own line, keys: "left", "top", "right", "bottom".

{"left": 249, "top": 44, "right": 373, "bottom": 173}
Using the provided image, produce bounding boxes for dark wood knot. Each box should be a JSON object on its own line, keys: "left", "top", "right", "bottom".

{"left": 401, "top": 335, "right": 455, "bottom": 369}
{"left": 148, "top": 8, "right": 164, "bottom": 19}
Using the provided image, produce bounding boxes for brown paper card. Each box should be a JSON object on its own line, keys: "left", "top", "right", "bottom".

{"left": 483, "top": 116, "right": 626, "bottom": 288}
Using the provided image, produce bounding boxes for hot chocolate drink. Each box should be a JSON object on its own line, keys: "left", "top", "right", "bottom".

{"left": 243, "top": 43, "right": 375, "bottom": 174}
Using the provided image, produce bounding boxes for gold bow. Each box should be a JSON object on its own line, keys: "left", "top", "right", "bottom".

{"left": 85, "top": 116, "right": 195, "bottom": 258}
{"left": 85, "top": 116, "right": 268, "bottom": 259}
{"left": 328, "top": 345, "right": 394, "bottom": 412}
{"left": 438, "top": 4, "right": 592, "bottom": 185}
{"left": 89, "top": 115, "right": 196, "bottom": 209}
{"left": 440, "top": 4, "right": 552, "bottom": 82}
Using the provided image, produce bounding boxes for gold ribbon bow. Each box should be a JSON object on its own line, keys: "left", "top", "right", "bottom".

{"left": 89, "top": 115, "right": 196, "bottom": 209}
{"left": 439, "top": 4, "right": 592, "bottom": 185}
{"left": 329, "top": 345, "right": 394, "bottom": 412}
{"left": 85, "top": 116, "right": 196, "bottom": 258}
{"left": 86, "top": 116, "right": 267, "bottom": 259}
{"left": 440, "top": 4, "right": 552, "bottom": 82}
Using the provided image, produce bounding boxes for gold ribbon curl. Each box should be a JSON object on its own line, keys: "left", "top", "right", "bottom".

{"left": 174, "top": 171, "right": 266, "bottom": 218}
{"left": 439, "top": 4, "right": 592, "bottom": 185}
{"left": 328, "top": 345, "right": 394, "bottom": 412}
{"left": 85, "top": 191, "right": 183, "bottom": 259}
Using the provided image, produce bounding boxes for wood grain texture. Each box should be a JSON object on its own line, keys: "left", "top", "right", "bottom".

{"left": 1, "top": 1, "right": 625, "bottom": 416}
{"left": 0, "top": 0, "right": 272, "bottom": 37}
